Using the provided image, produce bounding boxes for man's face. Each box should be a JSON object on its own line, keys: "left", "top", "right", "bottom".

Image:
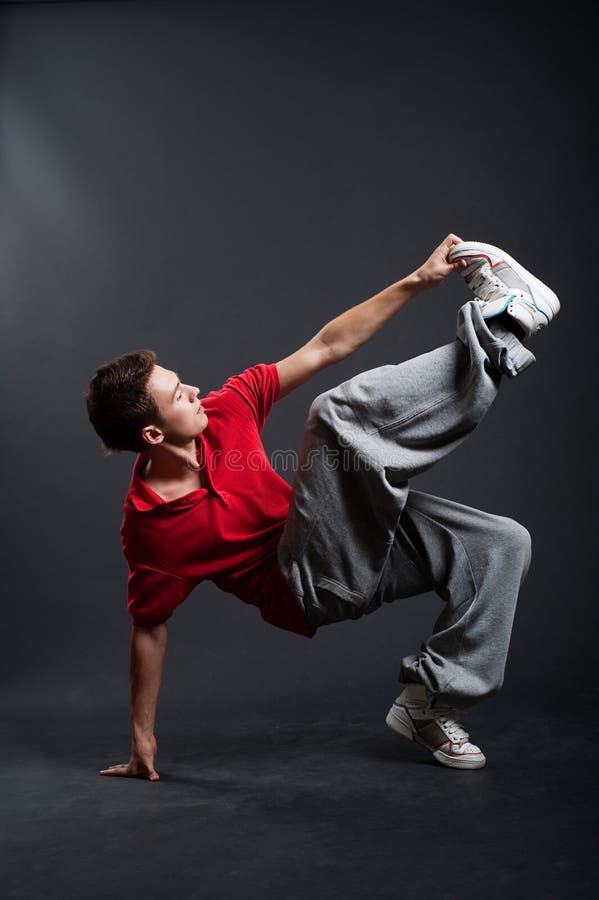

{"left": 144, "top": 364, "right": 208, "bottom": 447}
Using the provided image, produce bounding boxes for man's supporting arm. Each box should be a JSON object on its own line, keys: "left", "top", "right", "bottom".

{"left": 99, "top": 622, "right": 167, "bottom": 781}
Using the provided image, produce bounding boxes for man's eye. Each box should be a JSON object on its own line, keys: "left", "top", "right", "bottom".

{"left": 177, "top": 392, "right": 182, "bottom": 400}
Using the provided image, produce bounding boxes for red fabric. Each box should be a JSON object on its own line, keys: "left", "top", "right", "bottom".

{"left": 120, "top": 363, "right": 316, "bottom": 638}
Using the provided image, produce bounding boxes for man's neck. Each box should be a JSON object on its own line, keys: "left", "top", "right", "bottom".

{"left": 142, "top": 439, "right": 202, "bottom": 484}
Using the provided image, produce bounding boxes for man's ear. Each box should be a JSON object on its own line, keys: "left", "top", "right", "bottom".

{"left": 141, "top": 425, "right": 165, "bottom": 447}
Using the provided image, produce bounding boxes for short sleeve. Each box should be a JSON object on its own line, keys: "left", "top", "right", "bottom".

{"left": 126, "top": 562, "right": 195, "bottom": 627}
{"left": 218, "top": 363, "right": 280, "bottom": 431}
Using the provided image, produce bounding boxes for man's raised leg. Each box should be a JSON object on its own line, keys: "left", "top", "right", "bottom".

{"left": 278, "top": 300, "right": 536, "bottom": 629}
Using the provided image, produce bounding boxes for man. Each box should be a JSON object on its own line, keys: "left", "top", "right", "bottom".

{"left": 86, "top": 234, "right": 559, "bottom": 779}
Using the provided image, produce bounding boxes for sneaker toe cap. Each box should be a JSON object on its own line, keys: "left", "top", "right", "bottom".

{"left": 460, "top": 741, "right": 483, "bottom": 755}
{"left": 449, "top": 740, "right": 484, "bottom": 757}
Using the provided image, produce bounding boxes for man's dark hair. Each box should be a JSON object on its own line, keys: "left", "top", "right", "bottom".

{"left": 85, "top": 349, "right": 164, "bottom": 455}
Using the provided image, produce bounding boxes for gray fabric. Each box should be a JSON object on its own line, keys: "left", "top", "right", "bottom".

{"left": 378, "top": 490, "right": 532, "bottom": 708}
{"left": 277, "top": 299, "right": 536, "bottom": 709}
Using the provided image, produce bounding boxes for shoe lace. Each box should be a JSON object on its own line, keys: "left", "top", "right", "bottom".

{"left": 428, "top": 707, "right": 470, "bottom": 745}
{"left": 466, "top": 264, "right": 511, "bottom": 305}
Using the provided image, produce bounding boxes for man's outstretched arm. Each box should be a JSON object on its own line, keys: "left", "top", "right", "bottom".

{"left": 275, "top": 233, "right": 467, "bottom": 400}
{"left": 99, "top": 622, "right": 167, "bottom": 781}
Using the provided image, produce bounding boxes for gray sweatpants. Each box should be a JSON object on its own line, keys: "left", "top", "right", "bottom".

{"left": 277, "top": 299, "right": 537, "bottom": 709}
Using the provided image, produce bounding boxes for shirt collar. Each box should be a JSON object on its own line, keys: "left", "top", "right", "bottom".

{"left": 125, "top": 435, "right": 206, "bottom": 512}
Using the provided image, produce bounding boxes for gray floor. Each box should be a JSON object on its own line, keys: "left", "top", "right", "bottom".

{"left": 2, "top": 695, "right": 597, "bottom": 899}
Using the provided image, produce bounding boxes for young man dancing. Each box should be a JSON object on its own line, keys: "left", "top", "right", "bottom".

{"left": 86, "top": 234, "right": 560, "bottom": 779}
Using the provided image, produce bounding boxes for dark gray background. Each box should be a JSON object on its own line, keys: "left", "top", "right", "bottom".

{"left": 1, "top": 0, "right": 596, "bottom": 720}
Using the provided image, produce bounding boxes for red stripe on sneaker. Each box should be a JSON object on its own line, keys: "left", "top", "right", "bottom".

{"left": 461, "top": 252, "right": 508, "bottom": 270}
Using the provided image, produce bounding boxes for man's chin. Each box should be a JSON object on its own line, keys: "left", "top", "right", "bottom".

{"left": 195, "top": 412, "right": 208, "bottom": 433}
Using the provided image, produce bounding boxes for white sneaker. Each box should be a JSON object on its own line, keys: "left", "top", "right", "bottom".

{"left": 448, "top": 240, "right": 560, "bottom": 339}
{"left": 385, "top": 683, "right": 486, "bottom": 770}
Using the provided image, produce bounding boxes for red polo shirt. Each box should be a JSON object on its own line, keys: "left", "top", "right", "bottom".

{"left": 120, "top": 362, "right": 316, "bottom": 638}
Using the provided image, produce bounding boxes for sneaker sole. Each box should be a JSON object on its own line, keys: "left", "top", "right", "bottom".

{"left": 385, "top": 705, "right": 486, "bottom": 771}
{"left": 449, "top": 240, "right": 560, "bottom": 325}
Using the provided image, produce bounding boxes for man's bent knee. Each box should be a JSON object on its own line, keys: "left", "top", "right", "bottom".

{"left": 492, "top": 515, "right": 533, "bottom": 577}
{"left": 495, "top": 516, "right": 532, "bottom": 553}
{"left": 308, "top": 387, "right": 345, "bottom": 431}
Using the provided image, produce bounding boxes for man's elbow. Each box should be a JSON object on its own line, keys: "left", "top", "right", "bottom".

{"left": 131, "top": 621, "right": 168, "bottom": 641}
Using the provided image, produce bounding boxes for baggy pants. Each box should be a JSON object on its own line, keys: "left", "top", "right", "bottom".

{"left": 277, "top": 299, "right": 537, "bottom": 709}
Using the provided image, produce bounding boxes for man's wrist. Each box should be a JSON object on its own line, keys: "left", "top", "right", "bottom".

{"left": 379, "top": 272, "right": 424, "bottom": 312}
{"left": 398, "top": 269, "right": 427, "bottom": 298}
{"left": 131, "top": 722, "right": 154, "bottom": 742}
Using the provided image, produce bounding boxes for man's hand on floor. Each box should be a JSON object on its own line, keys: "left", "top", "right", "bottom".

{"left": 99, "top": 733, "right": 160, "bottom": 781}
